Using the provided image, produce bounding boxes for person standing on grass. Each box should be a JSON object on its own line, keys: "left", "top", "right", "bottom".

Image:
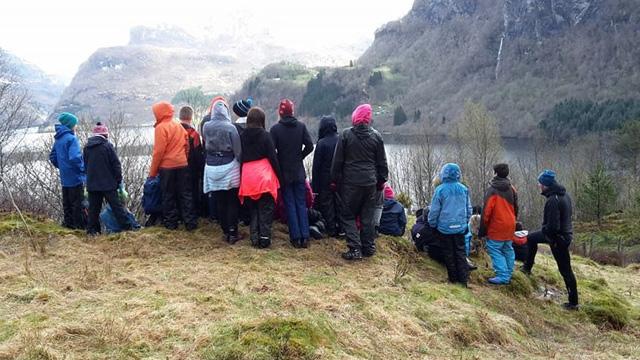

{"left": 49, "top": 112, "right": 86, "bottom": 230}
{"left": 270, "top": 99, "right": 314, "bottom": 249}
{"left": 83, "top": 122, "right": 132, "bottom": 235}
{"left": 149, "top": 101, "right": 197, "bottom": 231}
{"left": 311, "top": 115, "right": 341, "bottom": 237}
{"left": 428, "top": 163, "right": 472, "bottom": 286}
{"left": 232, "top": 98, "right": 253, "bottom": 136}
{"left": 331, "top": 103, "right": 389, "bottom": 261}
{"left": 179, "top": 106, "right": 206, "bottom": 218}
{"left": 238, "top": 107, "right": 281, "bottom": 248}
{"left": 479, "top": 163, "right": 518, "bottom": 285}
{"left": 521, "top": 170, "right": 579, "bottom": 310}
{"left": 202, "top": 100, "right": 242, "bottom": 244}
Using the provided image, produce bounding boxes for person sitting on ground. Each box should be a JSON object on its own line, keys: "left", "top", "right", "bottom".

{"left": 428, "top": 163, "right": 472, "bottom": 287}
{"left": 311, "top": 115, "right": 341, "bottom": 237}
{"left": 331, "top": 103, "right": 389, "bottom": 260}
{"left": 83, "top": 122, "right": 133, "bottom": 235}
{"left": 478, "top": 163, "right": 518, "bottom": 285}
{"left": 149, "top": 101, "right": 197, "bottom": 231}
{"left": 411, "top": 207, "right": 445, "bottom": 263}
{"left": 238, "top": 107, "right": 281, "bottom": 248}
{"left": 378, "top": 184, "right": 407, "bottom": 237}
{"left": 522, "top": 170, "right": 579, "bottom": 310}
{"left": 49, "top": 112, "right": 86, "bottom": 230}
{"left": 179, "top": 106, "right": 206, "bottom": 218}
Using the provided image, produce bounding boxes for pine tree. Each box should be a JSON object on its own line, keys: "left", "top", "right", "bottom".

{"left": 577, "top": 163, "right": 616, "bottom": 228}
{"left": 393, "top": 105, "right": 408, "bottom": 126}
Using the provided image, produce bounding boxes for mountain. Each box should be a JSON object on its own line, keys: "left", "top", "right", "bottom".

{"left": 0, "top": 48, "right": 65, "bottom": 121}
{"left": 51, "top": 26, "right": 364, "bottom": 124}
{"left": 236, "top": 0, "right": 640, "bottom": 137}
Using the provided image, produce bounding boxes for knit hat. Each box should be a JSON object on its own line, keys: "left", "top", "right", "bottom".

{"left": 208, "top": 96, "right": 227, "bottom": 114}
{"left": 537, "top": 169, "right": 557, "bottom": 187}
{"left": 383, "top": 183, "right": 395, "bottom": 200}
{"left": 92, "top": 122, "right": 108, "bottom": 136}
{"left": 279, "top": 99, "right": 294, "bottom": 117}
{"left": 58, "top": 112, "right": 78, "bottom": 129}
{"left": 233, "top": 98, "right": 253, "bottom": 117}
{"left": 493, "top": 163, "right": 509, "bottom": 178}
{"left": 352, "top": 104, "right": 372, "bottom": 126}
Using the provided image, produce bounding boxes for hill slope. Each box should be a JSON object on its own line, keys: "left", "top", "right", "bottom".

{"left": 0, "top": 214, "right": 638, "bottom": 359}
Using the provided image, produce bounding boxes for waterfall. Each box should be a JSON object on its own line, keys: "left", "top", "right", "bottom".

{"left": 494, "top": 34, "right": 505, "bottom": 80}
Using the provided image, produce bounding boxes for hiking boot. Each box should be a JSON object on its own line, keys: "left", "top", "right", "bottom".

{"left": 342, "top": 248, "right": 363, "bottom": 261}
{"left": 309, "top": 226, "right": 324, "bottom": 240}
{"left": 519, "top": 266, "right": 532, "bottom": 276}
{"left": 300, "top": 238, "right": 310, "bottom": 248}
{"left": 227, "top": 233, "right": 242, "bottom": 244}
{"left": 362, "top": 248, "right": 376, "bottom": 258}
{"left": 466, "top": 257, "right": 477, "bottom": 271}
{"left": 290, "top": 239, "right": 301, "bottom": 248}
{"left": 562, "top": 302, "right": 580, "bottom": 311}
{"left": 488, "top": 277, "right": 510, "bottom": 285}
{"left": 258, "top": 237, "right": 271, "bottom": 249}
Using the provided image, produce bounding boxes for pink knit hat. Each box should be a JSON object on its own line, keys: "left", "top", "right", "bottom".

{"left": 352, "top": 104, "right": 372, "bottom": 126}
{"left": 383, "top": 183, "right": 395, "bottom": 200}
{"left": 92, "top": 122, "right": 108, "bottom": 136}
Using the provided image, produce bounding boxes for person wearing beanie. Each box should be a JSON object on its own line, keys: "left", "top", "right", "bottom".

{"left": 83, "top": 122, "right": 133, "bottom": 235}
{"left": 270, "top": 99, "right": 314, "bottom": 248}
{"left": 311, "top": 115, "right": 341, "bottom": 237}
{"left": 331, "top": 103, "right": 389, "bottom": 260}
{"left": 149, "top": 101, "right": 197, "bottom": 231}
{"left": 232, "top": 98, "right": 253, "bottom": 135}
{"left": 522, "top": 169, "right": 578, "bottom": 310}
{"left": 179, "top": 106, "right": 206, "bottom": 219}
{"left": 478, "top": 163, "right": 519, "bottom": 285}
{"left": 49, "top": 112, "right": 86, "bottom": 229}
{"left": 238, "top": 107, "right": 281, "bottom": 248}
{"left": 379, "top": 183, "right": 407, "bottom": 237}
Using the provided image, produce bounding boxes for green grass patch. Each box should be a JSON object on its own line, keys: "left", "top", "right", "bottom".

{"left": 0, "top": 319, "right": 18, "bottom": 343}
{"left": 583, "top": 294, "right": 631, "bottom": 330}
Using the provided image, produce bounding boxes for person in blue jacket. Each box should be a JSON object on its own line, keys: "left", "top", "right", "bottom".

{"left": 428, "top": 163, "right": 472, "bottom": 286}
{"left": 49, "top": 112, "right": 86, "bottom": 229}
{"left": 378, "top": 184, "right": 407, "bottom": 236}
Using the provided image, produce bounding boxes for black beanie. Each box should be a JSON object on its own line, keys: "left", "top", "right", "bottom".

{"left": 232, "top": 99, "right": 253, "bottom": 117}
{"left": 493, "top": 163, "right": 509, "bottom": 178}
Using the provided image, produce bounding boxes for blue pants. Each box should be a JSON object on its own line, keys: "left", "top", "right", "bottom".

{"left": 486, "top": 239, "right": 515, "bottom": 283}
{"left": 282, "top": 181, "right": 310, "bottom": 241}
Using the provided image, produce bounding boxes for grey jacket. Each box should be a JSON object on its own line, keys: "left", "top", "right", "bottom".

{"left": 202, "top": 102, "right": 241, "bottom": 166}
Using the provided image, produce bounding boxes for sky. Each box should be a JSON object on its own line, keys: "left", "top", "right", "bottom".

{"left": 0, "top": 0, "right": 414, "bottom": 83}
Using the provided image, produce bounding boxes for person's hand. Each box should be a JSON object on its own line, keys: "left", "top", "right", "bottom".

{"left": 330, "top": 182, "right": 338, "bottom": 193}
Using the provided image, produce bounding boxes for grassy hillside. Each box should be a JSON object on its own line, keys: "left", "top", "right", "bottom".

{"left": 0, "top": 214, "right": 639, "bottom": 359}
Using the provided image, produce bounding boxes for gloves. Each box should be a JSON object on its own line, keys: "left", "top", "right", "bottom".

{"left": 330, "top": 182, "right": 338, "bottom": 193}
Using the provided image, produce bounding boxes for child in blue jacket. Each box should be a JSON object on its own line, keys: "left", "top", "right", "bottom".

{"left": 428, "top": 163, "right": 472, "bottom": 286}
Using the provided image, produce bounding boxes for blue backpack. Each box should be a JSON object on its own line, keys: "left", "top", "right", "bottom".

{"left": 142, "top": 176, "right": 163, "bottom": 215}
{"left": 100, "top": 205, "right": 141, "bottom": 234}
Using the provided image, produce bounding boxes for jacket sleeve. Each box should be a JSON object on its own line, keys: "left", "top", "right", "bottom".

{"left": 479, "top": 193, "right": 495, "bottom": 237}
{"left": 68, "top": 137, "right": 85, "bottom": 177}
{"left": 301, "top": 125, "right": 314, "bottom": 159}
{"left": 375, "top": 135, "right": 389, "bottom": 183}
{"left": 330, "top": 132, "right": 345, "bottom": 183}
{"left": 542, "top": 196, "right": 561, "bottom": 237}
{"left": 266, "top": 134, "right": 282, "bottom": 182}
{"left": 50, "top": 146, "right": 58, "bottom": 168}
{"left": 270, "top": 127, "right": 278, "bottom": 151}
{"left": 149, "top": 126, "right": 166, "bottom": 177}
{"left": 108, "top": 143, "right": 123, "bottom": 185}
{"left": 230, "top": 126, "right": 242, "bottom": 161}
{"left": 427, "top": 189, "right": 442, "bottom": 228}
{"left": 311, "top": 141, "right": 324, "bottom": 192}
{"left": 513, "top": 186, "right": 519, "bottom": 219}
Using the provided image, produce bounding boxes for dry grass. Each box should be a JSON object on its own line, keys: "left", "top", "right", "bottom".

{"left": 0, "top": 217, "right": 639, "bottom": 359}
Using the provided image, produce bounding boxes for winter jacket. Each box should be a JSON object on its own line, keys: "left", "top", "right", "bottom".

{"left": 541, "top": 183, "right": 573, "bottom": 244}
{"left": 240, "top": 127, "right": 281, "bottom": 180}
{"left": 270, "top": 116, "right": 314, "bottom": 184}
{"left": 49, "top": 124, "right": 85, "bottom": 187}
{"left": 181, "top": 122, "right": 205, "bottom": 174}
{"left": 428, "top": 163, "right": 472, "bottom": 235}
{"left": 83, "top": 135, "right": 122, "bottom": 192}
{"left": 479, "top": 177, "right": 518, "bottom": 241}
{"left": 331, "top": 125, "right": 388, "bottom": 187}
{"left": 202, "top": 103, "right": 242, "bottom": 166}
{"left": 311, "top": 117, "right": 339, "bottom": 193}
{"left": 379, "top": 199, "right": 407, "bottom": 236}
{"left": 149, "top": 102, "right": 189, "bottom": 177}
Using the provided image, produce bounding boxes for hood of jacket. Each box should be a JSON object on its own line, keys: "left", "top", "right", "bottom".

{"left": 279, "top": 116, "right": 298, "bottom": 127}
{"left": 212, "top": 102, "right": 231, "bottom": 122}
{"left": 440, "top": 163, "right": 461, "bottom": 183}
{"left": 318, "top": 116, "right": 337, "bottom": 140}
{"left": 383, "top": 198, "right": 403, "bottom": 212}
{"left": 351, "top": 124, "right": 373, "bottom": 140}
{"left": 54, "top": 124, "right": 74, "bottom": 139}
{"left": 86, "top": 135, "right": 108, "bottom": 148}
{"left": 542, "top": 183, "right": 567, "bottom": 197}
{"left": 152, "top": 101, "right": 174, "bottom": 126}
{"left": 490, "top": 176, "right": 512, "bottom": 192}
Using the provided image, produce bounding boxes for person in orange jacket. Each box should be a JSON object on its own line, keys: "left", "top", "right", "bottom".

{"left": 149, "top": 101, "right": 197, "bottom": 231}
{"left": 479, "top": 163, "right": 518, "bottom": 285}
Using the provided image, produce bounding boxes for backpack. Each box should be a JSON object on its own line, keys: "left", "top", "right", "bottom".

{"left": 142, "top": 176, "right": 163, "bottom": 215}
{"left": 183, "top": 125, "right": 205, "bottom": 171}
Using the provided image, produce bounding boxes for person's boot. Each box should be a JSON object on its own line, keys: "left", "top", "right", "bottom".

{"left": 309, "top": 226, "right": 324, "bottom": 240}
{"left": 258, "top": 236, "right": 271, "bottom": 249}
{"left": 466, "top": 257, "right": 477, "bottom": 271}
{"left": 342, "top": 248, "right": 363, "bottom": 261}
{"left": 362, "top": 246, "right": 376, "bottom": 258}
{"left": 519, "top": 265, "right": 532, "bottom": 276}
{"left": 227, "top": 231, "right": 241, "bottom": 244}
{"left": 562, "top": 302, "right": 579, "bottom": 311}
{"left": 488, "top": 277, "right": 509, "bottom": 285}
{"left": 290, "top": 238, "right": 301, "bottom": 248}
{"left": 300, "top": 238, "right": 310, "bottom": 248}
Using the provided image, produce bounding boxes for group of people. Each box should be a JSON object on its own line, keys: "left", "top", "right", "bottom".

{"left": 49, "top": 96, "right": 577, "bottom": 310}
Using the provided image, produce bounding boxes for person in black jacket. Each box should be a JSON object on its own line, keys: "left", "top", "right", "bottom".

{"left": 311, "top": 116, "right": 341, "bottom": 237}
{"left": 522, "top": 170, "right": 579, "bottom": 310}
{"left": 270, "top": 99, "right": 314, "bottom": 248}
{"left": 179, "top": 106, "right": 206, "bottom": 218}
{"left": 83, "top": 123, "right": 132, "bottom": 235}
{"left": 331, "top": 104, "right": 389, "bottom": 260}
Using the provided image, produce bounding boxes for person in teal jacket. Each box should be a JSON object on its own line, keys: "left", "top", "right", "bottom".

{"left": 428, "top": 163, "right": 472, "bottom": 286}
{"left": 49, "top": 112, "right": 86, "bottom": 229}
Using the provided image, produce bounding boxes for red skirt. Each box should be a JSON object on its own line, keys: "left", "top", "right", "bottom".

{"left": 238, "top": 158, "right": 280, "bottom": 204}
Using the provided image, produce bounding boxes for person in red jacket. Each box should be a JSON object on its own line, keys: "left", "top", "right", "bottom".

{"left": 149, "top": 101, "right": 197, "bottom": 231}
{"left": 479, "top": 163, "right": 518, "bottom": 285}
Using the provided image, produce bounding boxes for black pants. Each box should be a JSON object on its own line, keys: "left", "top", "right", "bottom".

{"left": 440, "top": 233, "right": 469, "bottom": 284}
{"left": 189, "top": 168, "right": 205, "bottom": 218}
{"left": 214, "top": 188, "right": 239, "bottom": 236}
{"left": 340, "top": 184, "right": 376, "bottom": 252}
{"left": 87, "top": 190, "right": 131, "bottom": 235}
{"left": 159, "top": 167, "right": 197, "bottom": 229}
{"left": 525, "top": 231, "right": 578, "bottom": 304}
{"left": 247, "top": 194, "right": 275, "bottom": 248}
{"left": 62, "top": 185, "right": 86, "bottom": 230}
{"left": 315, "top": 190, "right": 340, "bottom": 236}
